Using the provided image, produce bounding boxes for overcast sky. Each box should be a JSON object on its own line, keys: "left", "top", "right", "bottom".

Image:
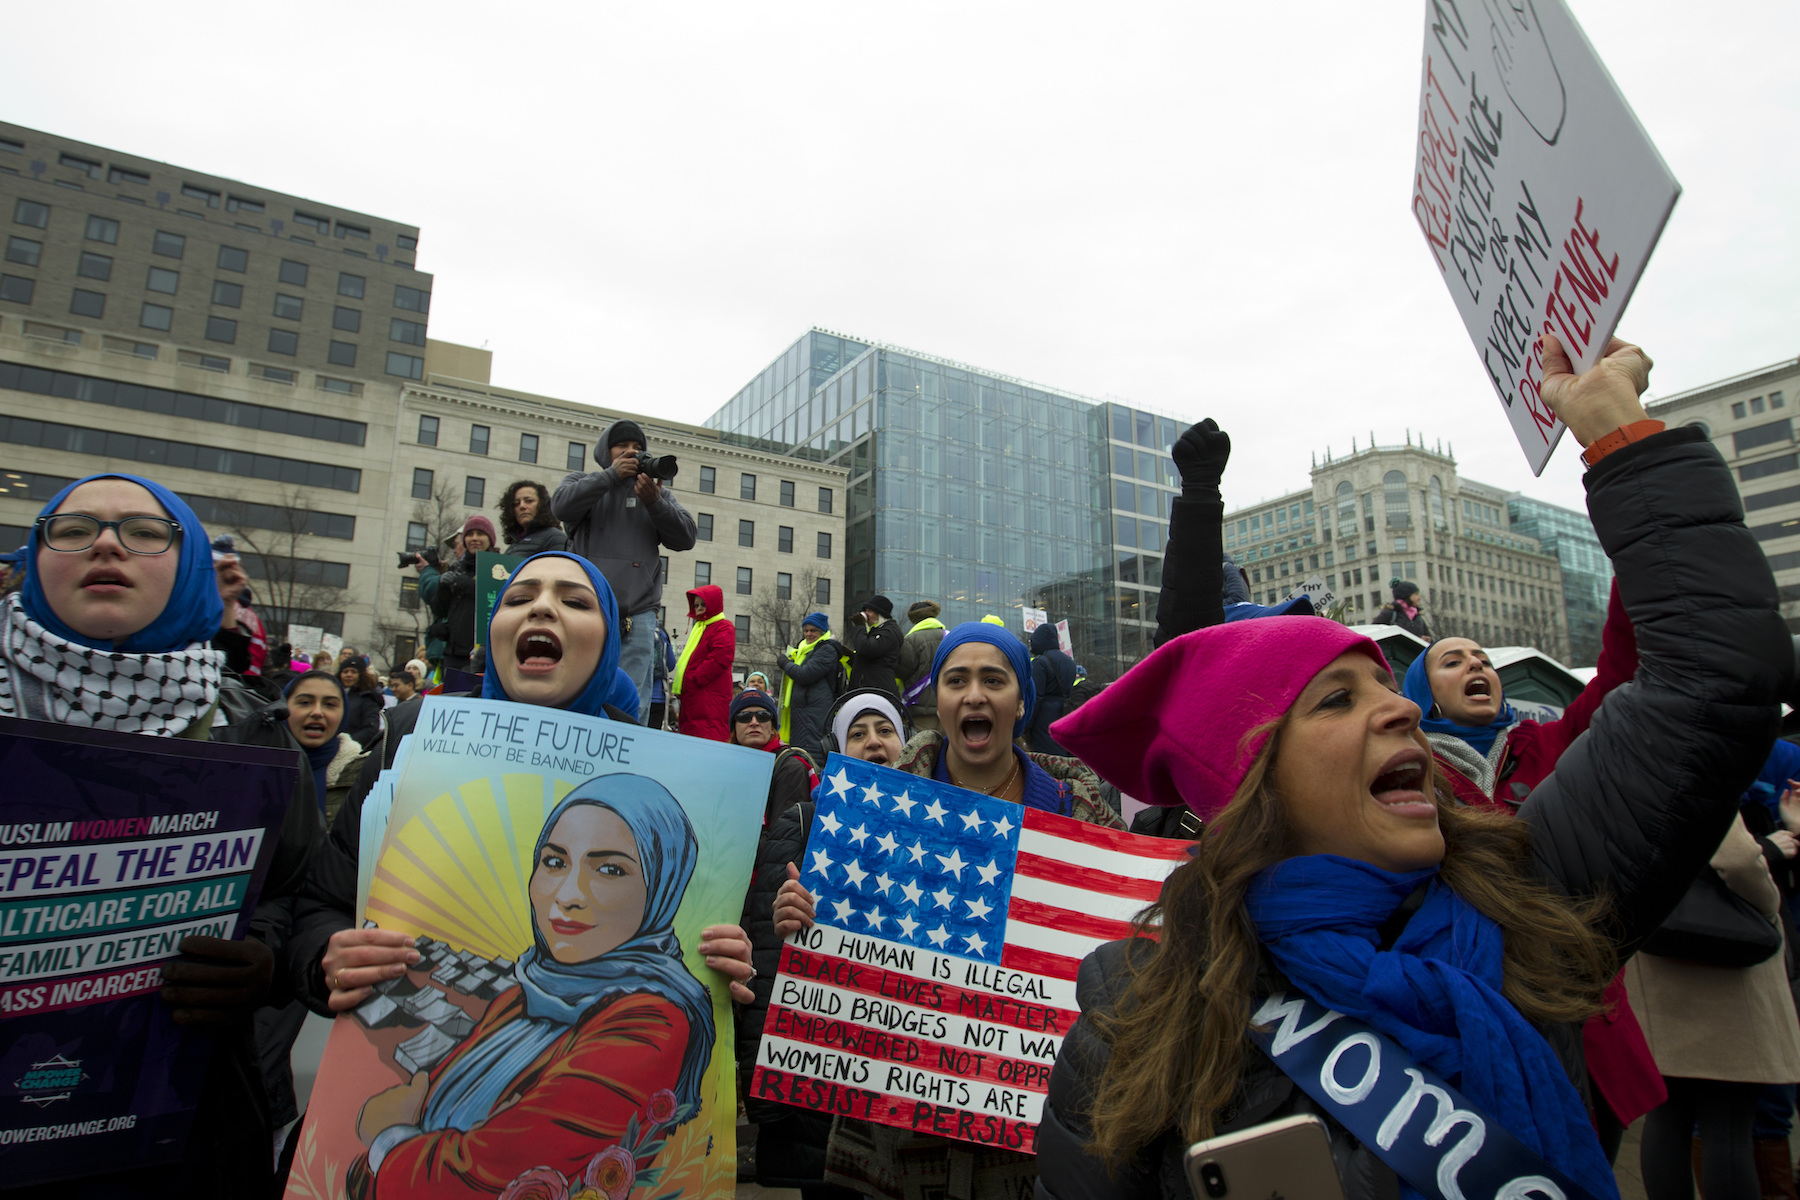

{"left": 6, "top": 1, "right": 1795, "bottom": 516}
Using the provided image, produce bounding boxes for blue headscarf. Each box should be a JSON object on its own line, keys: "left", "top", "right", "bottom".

{"left": 420, "top": 776, "right": 716, "bottom": 1132}
{"left": 1246, "top": 856, "right": 1618, "bottom": 1200}
{"left": 480, "top": 552, "right": 622, "bottom": 719}
{"left": 929, "top": 621, "right": 1035, "bottom": 738}
{"left": 21, "top": 473, "right": 222, "bottom": 653}
{"left": 1401, "top": 642, "right": 1517, "bottom": 758}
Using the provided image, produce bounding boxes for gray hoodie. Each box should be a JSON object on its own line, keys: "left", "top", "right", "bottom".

{"left": 551, "top": 419, "right": 697, "bottom": 615}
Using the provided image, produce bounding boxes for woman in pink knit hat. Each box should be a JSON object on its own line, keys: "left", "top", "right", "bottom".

{"left": 1032, "top": 337, "right": 1793, "bottom": 1200}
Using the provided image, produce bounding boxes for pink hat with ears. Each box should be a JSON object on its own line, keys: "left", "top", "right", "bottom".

{"left": 1049, "top": 617, "right": 1389, "bottom": 821}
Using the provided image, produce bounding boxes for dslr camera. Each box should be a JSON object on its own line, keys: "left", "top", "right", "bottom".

{"left": 631, "top": 451, "right": 679, "bottom": 481}
{"left": 398, "top": 545, "right": 441, "bottom": 571}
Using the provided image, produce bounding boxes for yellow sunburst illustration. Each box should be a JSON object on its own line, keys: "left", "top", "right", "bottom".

{"left": 366, "top": 772, "right": 578, "bottom": 959}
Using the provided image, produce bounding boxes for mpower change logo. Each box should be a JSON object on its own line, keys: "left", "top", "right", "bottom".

{"left": 13, "top": 1054, "right": 87, "bottom": 1107}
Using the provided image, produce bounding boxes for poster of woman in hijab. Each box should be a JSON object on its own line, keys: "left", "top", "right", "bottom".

{"left": 285, "top": 699, "right": 770, "bottom": 1200}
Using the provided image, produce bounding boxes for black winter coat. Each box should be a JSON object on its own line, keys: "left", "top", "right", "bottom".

{"left": 506, "top": 524, "right": 569, "bottom": 556}
{"left": 1029, "top": 648, "right": 1078, "bottom": 755}
{"left": 340, "top": 687, "right": 384, "bottom": 750}
{"left": 1037, "top": 429, "right": 1792, "bottom": 1200}
{"left": 844, "top": 618, "right": 902, "bottom": 693}
{"left": 426, "top": 554, "right": 480, "bottom": 661}
{"left": 778, "top": 637, "right": 844, "bottom": 760}
{"left": 738, "top": 800, "right": 812, "bottom": 1111}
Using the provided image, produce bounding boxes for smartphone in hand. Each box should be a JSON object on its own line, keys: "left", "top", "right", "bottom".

{"left": 1184, "top": 1114, "right": 1344, "bottom": 1200}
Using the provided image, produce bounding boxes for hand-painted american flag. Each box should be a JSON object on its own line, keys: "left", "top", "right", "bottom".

{"left": 752, "top": 754, "right": 1191, "bottom": 1154}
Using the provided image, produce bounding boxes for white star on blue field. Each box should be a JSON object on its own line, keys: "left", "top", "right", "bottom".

{"left": 804, "top": 754, "right": 1024, "bottom": 960}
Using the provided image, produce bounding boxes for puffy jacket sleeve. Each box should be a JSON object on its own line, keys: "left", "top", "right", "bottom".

{"left": 1520, "top": 428, "right": 1792, "bottom": 956}
{"left": 737, "top": 802, "right": 811, "bottom": 1078}
{"left": 648, "top": 488, "right": 698, "bottom": 552}
{"left": 783, "top": 639, "right": 843, "bottom": 686}
{"left": 1153, "top": 492, "right": 1224, "bottom": 647}
{"left": 550, "top": 466, "right": 626, "bottom": 531}
{"left": 417, "top": 564, "right": 444, "bottom": 612}
{"left": 683, "top": 620, "right": 736, "bottom": 690}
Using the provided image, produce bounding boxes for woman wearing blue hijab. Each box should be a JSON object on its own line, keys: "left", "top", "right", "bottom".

{"left": 352, "top": 776, "right": 715, "bottom": 1196}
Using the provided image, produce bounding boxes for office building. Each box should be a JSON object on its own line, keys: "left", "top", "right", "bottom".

{"left": 1504, "top": 492, "right": 1612, "bottom": 665}
{"left": 703, "top": 329, "right": 1185, "bottom": 679}
{"left": 1225, "top": 437, "right": 1575, "bottom": 663}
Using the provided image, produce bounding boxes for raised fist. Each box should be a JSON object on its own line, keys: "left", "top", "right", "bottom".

{"left": 1171, "top": 418, "right": 1231, "bottom": 493}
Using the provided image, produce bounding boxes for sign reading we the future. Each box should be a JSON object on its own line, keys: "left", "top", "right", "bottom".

{"left": 1411, "top": 0, "right": 1679, "bottom": 475}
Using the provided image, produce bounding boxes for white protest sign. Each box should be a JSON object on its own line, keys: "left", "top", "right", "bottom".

{"left": 321, "top": 632, "right": 343, "bottom": 661}
{"left": 1055, "top": 618, "right": 1073, "bottom": 656}
{"left": 1291, "top": 575, "right": 1337, "bottom": 614}
{"left": 1411, "top": 0, "right": 1679, "bottom": 475}
{"left": 287, "top": 624, "right": 323, "bottom": 657}
{"left": 1021, "top": 606, "right": 1048, "bottom": 633}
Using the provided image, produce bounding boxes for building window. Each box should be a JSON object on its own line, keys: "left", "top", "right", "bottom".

{"left": 815, "top": 577, "right": 831, "bottom": 604}
{"left": 209, "top": 279, "right": 242, "bottom": 307}
{"left": 567, "top": 441, "right": 585, "bottom": 471}
{"left": 778, "top": 525, "right": 793, "bottom": 553}
{"left": 699, "top": 466, "right": 715, "bottom": 494}
{"left": 152, "top": 230, "right": 184, "bottom": 259}
{"left": 1, "top": 275, "right": 35, "bottom": 303}
{"left": 696, "top": 513, "right": 713, "bottom": 541}
{"left": 470, "top": 425, "right": 489, "bottom": 456}
{"left": 338, "top": 272, "right": 365, "bottom": 299}
{"left": 412, "top": 467, "right": 434, "bottom": 499}
{"left": 394, "top": 284, "right": 430, "bottom": 313}
{"left": 464, "top": 476, "right": 485, "bottom": 507}
{"left": 740, "top": 473, "right": 756, "bottom": 501}
{"left": 69, "top": 289, "right": 105, "bottom": 318}
{"left": 1752, "top": 397, "right": 1767, "bottom": 415}
{"left": 332, "top": 305, "right": 360, "bottom": 332}
{"left": 777, "top": 572, "right": 792, "bottom": 600}
{"left": 519, "top": 433, "right": 539, "bottom": 463}
{"left": 818, "top": 486, "right": 833, "bottom": 513}
{"left": 75, "top": 251, "right": 110, "bottom": 279}
{"left": 278, "top": 259, "right": 308, "bottom": 286}
{"left": 327, "top": 340, "right": 356, "bottom": 366}
{"left": 390, "top": 317, "right": 427, "bottom": 346}
{"left": 736, "top": 566, "right": 753, "bottom": 595}
{"left": 1732, "top": 402, "right": 1748, "bottom": 419}
{"left": 817, "top": 531, "right": 832, "bottom": 559}
{"left": 386, "top": 352, "right": 423, "bottom": 379}
{"left": 694, "top": 561, "right": 711, "bottom": 587}
{"left": 780, "top": 480, "right": 795, "bottom": 507}
{"left": 139, "top": 302, "right": 172, "bottom": 331}
{"left": 732, "top": 614, "right": 749, "bottom": 639}
{"left": 659, "top": 556, "right": 669, "bottom": 586}
{"left": 84, "top": 218, "right": 119, "bottom": 245}
{"left": 180, "top": 183, "right": 219, "bottom": 207}
{"left": 294, "top": 212, "right": 329, "bottom": 234}
{"left": 266, "top": 328, "right": 297, "bottom": 356}
{"left": 107, "top": 165, "right": 147, "bottom": 186}
{"left": 730, "top": 519, "right": 750, "bottom": 548}
{"left": 333, "top": 221, "right": 370, "bottom": 241}
{"left": 15, "top": 201, "right": 49, "bottom": 229}
{"left": 4, "top": 236, "right": 40, "bottom": 266}
{"left": 59, "top": 154, "right": 103, "bottom": 179}
{"left": 204, "top": 315, "right": 237, "bottom": 343}
{"left": 418, "top": 414, "right": 440, "bottom": 446}
{"left": 1774, "top": 391, "right": 1788, "bottom": 409}
{"left": 273, "top": 293, "right": 303, "bottom": 320}
{"left": 146, "top": 267, "right": 179, "bottom": 294}
{"left": 403, "top": 521, "right": 430, "bottom": 552}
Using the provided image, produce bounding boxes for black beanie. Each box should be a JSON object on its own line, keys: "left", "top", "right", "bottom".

{"left": 1392, "top": 579, "right": 1420, "bottom": 602}
{"left": 607, "top": 421, "right": 646, "bottom": 450}
{"left": 861, "top": 594, "right": 894, "bottom": 619}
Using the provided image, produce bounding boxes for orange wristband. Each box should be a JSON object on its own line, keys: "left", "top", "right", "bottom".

{"left": 1581, "top": 419, "right": 1665, "bottom": 467}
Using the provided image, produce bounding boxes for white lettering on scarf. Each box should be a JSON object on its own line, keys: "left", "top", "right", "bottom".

{"left": 1321, "top": 1032, "right": 1381, "bottom": 1105}
{"left": 1252, "top": 991, "right": 1345, "bottom": 1054}
{"left": 1376, "top": 1068, "right": 1487, "bottom": 1200}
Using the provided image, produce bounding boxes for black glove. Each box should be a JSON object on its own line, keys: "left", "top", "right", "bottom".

{"left": 160, "top": 935, "right": 274, "bottom": 1026}
{"left": 1171, "top": 418, "right": 1231, "bottom": 495}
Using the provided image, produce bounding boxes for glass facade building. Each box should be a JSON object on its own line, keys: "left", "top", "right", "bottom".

{"left": 705, "top": 328, "right": 1182, "bottom": 680}
{"left": 1505, "top": 493, "right": 1612, "bottom": 665}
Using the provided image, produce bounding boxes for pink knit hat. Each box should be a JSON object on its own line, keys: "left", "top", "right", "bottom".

{"left": 1050, "top": 617, "right": 1388, "bottom": 820}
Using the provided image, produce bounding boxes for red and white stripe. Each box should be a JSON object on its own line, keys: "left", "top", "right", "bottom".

{"left": 999, "top": 808, "right": 1192, "bottom": 980}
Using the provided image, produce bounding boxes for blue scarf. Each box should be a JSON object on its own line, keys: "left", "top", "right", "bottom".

{"left": 1402, "top": 647, "right": 1517, "bottom": 759}
{"left": 283, "top": 671, "right": 346, "bottom": 813}
{"left": 1246, "top": 855, "right": 1618, "bottom": 1200}
{"left": 21, "top": 473, "right": 222, "bottom": 652}
{"left": 929, "top": 622, "right": 1035, "bottom": 737}
{"left": 421, "top": 777, "right": 716, "bottom": 1133}
{"left": 481, "top": 552, "right": 623, "bottom": 719}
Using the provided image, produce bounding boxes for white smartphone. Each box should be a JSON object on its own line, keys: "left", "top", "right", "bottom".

{"left": 1184, "top": 1113, "right": 1345, "bottom": 1200}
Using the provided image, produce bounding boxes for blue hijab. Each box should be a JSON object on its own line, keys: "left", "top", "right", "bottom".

{"left": 1401, "top": 642, "right": 1517, "bottom": 758}
{"left": 1246, "top": 855, "right": 1617, "bottom": 1200}
{"left": 420, "top": 777, "right": 716, "bottom": 1132}
{"left": 21, "top": 473, "right": 222, "bottom": 653}
{"left": 480, "top": 552, "right": 623, "bottom": 719}
{"left": 929, "top": 621, "right": 1035, "bottom": 738}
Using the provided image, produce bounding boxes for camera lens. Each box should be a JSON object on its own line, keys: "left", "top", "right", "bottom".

{"left": 1200, "top": 1161, "right": 1227, "bottom": 1198}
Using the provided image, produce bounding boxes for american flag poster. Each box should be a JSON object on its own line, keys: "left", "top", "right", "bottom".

{"left": 751, "top": 754, "right": 1191, "bottom": 1153}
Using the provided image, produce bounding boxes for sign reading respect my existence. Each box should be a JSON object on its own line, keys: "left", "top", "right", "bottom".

{"left": 1411, "top": 0, "right": 1679, "bottom": 475}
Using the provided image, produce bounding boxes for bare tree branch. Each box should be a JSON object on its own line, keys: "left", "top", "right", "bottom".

{"left": 210, "top": 487, "right": 349, "bottom": 644}
{"left": 740, "top": 565, "right": 830, "bottom": 681}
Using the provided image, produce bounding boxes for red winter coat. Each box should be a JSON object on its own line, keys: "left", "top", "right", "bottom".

{"left": 1432, "top": 580, "right": 1666, "bottom": 1128}
{"left": 674, "top": 584, "right": 735, "bottom": 743}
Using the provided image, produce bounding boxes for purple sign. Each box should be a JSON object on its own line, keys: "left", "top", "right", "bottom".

{"left": 0, "top": 717, "right": 294, "bottom": 1186}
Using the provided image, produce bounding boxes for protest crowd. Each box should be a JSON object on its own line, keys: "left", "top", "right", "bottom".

{"left": 4, "top": 332, "right": 1800, "bottom": 1200}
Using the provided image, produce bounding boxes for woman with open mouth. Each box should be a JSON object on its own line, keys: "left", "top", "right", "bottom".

{"left": 1032, "top": 337, "right": 1793, "bottom": 1200}
{"left": 1, "top": 472, "right": 323, "bottom": 1196}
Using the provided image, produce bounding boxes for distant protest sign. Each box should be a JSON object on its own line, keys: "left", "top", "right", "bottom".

{"left": 473, "top": 552, "right": 526, "bottom": 654}
{"left": 1411, "top": 0, "right": 1679, "bottom": 474}
{"left": 1291, "top": 575, "right": 1337, "bottom": 615}
{"left": 752, "top": 755, "right": 1188, "bottom": 1153}
{"left": 0, "top": 718, "right": 293, "bottom": 1187}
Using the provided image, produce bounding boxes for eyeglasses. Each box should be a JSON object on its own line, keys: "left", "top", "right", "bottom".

{"left": 733, "top": 712, "right": 773, "bottom": 725}
{"left": 36, "top": 513, "right": 182, "bottom": 555}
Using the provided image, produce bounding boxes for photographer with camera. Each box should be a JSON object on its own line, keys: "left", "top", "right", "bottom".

{"left": 415, "top": 516, "right": 494, "bottom": 675}
{"left": 552, "top": 419, "right": 696, "bottom": 723}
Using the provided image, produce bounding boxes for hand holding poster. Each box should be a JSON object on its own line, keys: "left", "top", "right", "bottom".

{"left": 0, "top": 718, "right": 294, "bottom": 1187}
{"left": 288, "top": 696, "right": 770, "bottom": 1200}
{"left": 1411, "top": 0, "right": 1679, "bottom": 474}
{"left": 751, "top": 755, "right": 1188, "bottom": 1153}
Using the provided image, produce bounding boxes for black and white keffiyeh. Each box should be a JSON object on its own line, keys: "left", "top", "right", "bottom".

{"left": 0, "top": 594, "right": 223, "bottom": 736}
